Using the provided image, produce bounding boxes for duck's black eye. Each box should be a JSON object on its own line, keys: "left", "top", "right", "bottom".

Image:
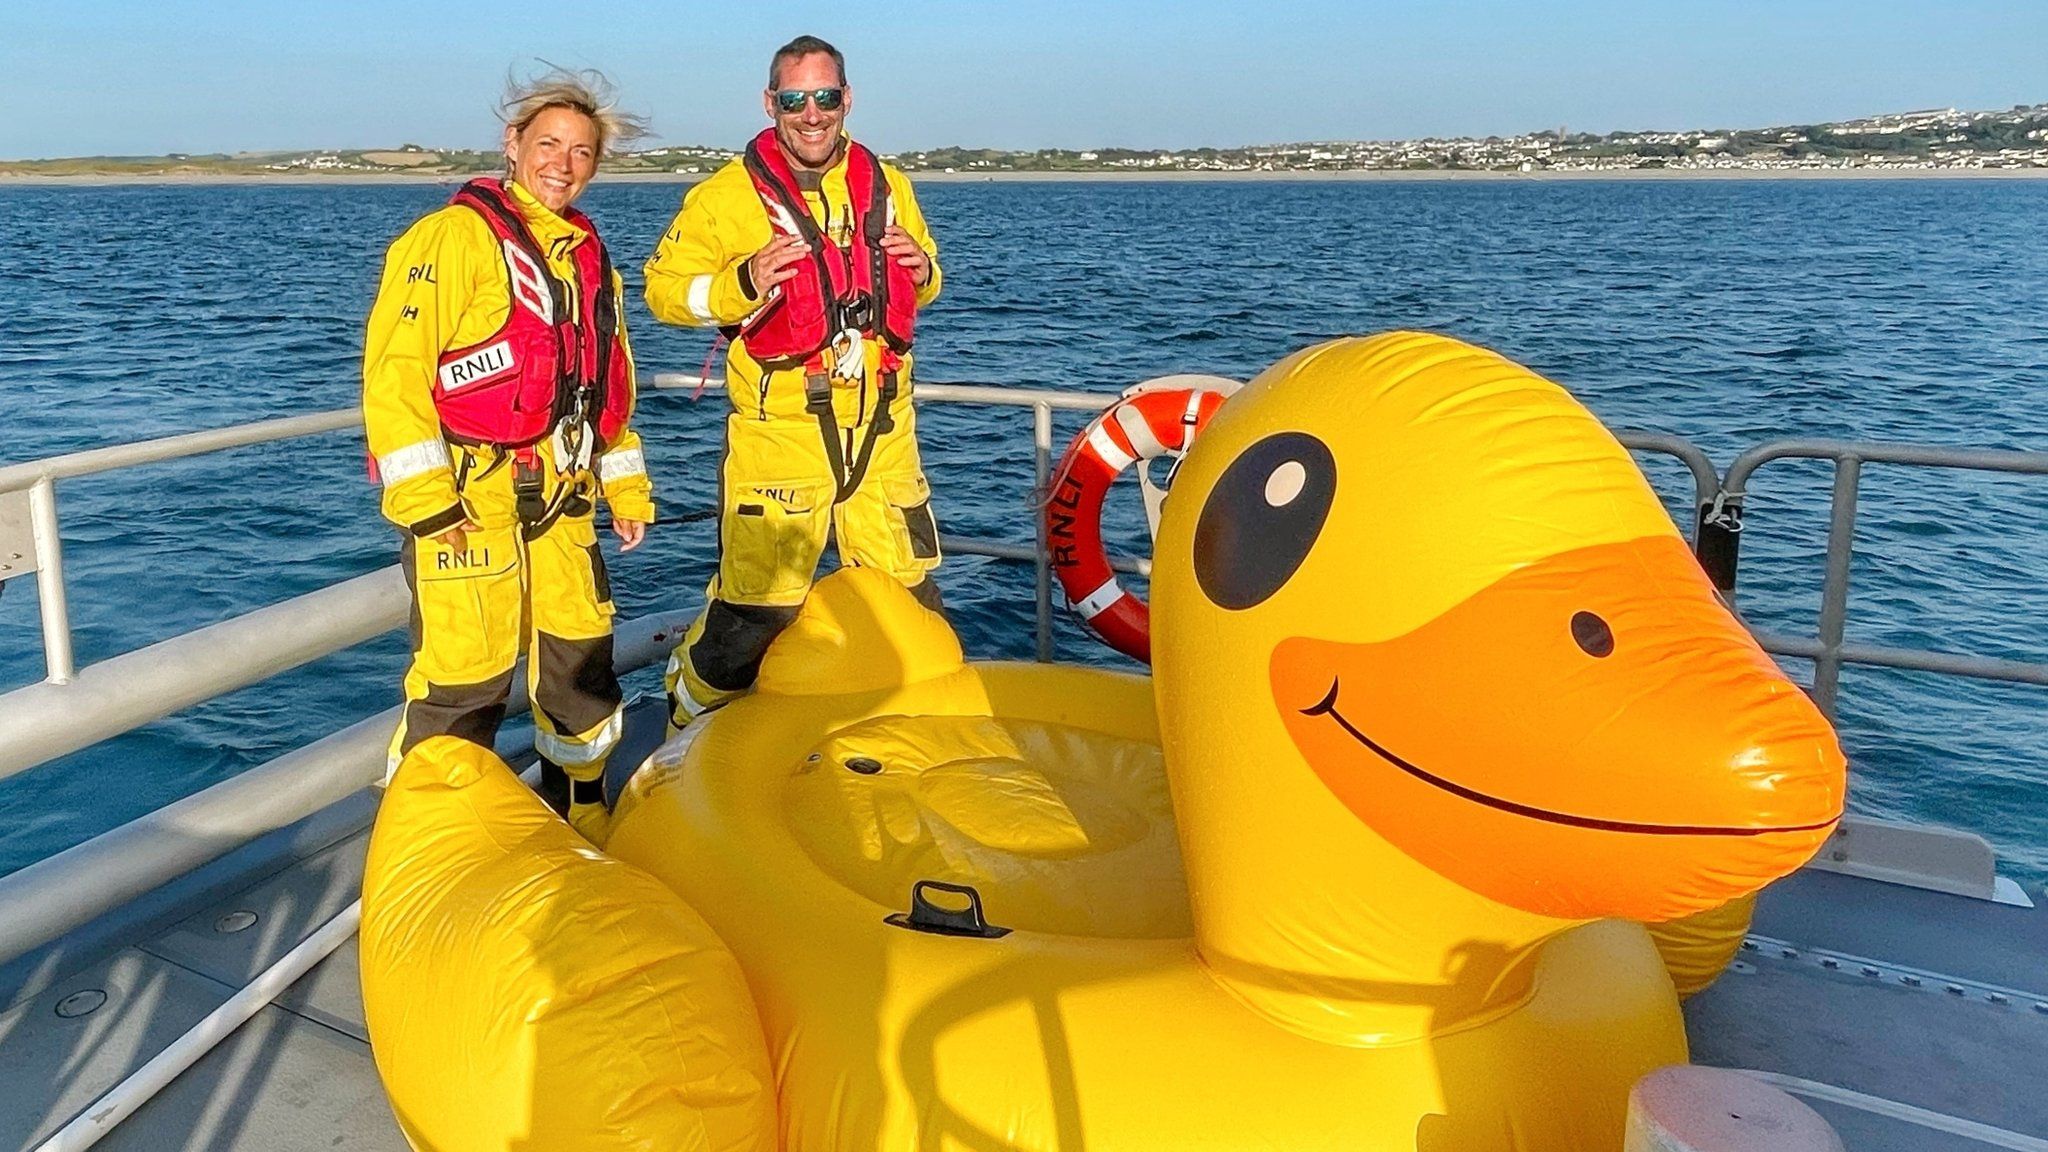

{"left": 1571, "top": 611, "right": 1614, "bottom": 658}
{"left": 1192, "top": 432, "right": 1336, "bottom": 610}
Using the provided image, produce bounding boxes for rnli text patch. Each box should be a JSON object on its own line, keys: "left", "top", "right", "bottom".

{"left": 438, "top": 340, "right": 516, "bottom": 393}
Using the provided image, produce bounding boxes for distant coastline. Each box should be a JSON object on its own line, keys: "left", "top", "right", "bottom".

{"left": 7, "top": 101, "right": 2046, "bottom": 184}
{"left": 4, "top": 167, "right": 2045, "bottom": 188}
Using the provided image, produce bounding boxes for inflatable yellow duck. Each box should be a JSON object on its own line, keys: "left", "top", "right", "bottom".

{"left": 362, "top": 332, "right": 1846, "bottom": 1152}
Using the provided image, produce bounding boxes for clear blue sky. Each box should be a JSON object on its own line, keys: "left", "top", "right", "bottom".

{"left": 4, "top": 0, "right": 2044, "bottom": 159}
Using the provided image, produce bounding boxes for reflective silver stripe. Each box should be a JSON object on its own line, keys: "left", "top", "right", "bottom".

{"left": 375, "top": 440, "right": 451, "bottom": 486}
{"left": 686, "top": 274, "right": 715, "bottom": 321}
{"left": 1115, "top": 403, "right": 1170, "bottom": 459}
{"left": 1073, "top": 576, "right": 1125, "bottom": 620}
{"left": 665, "top": 649, "right": 706, "bottom": 718}
{"left": 1085, "top": 424, "right": 1135, "bottom": 472}
{"left": 597, "top": 447, "right": 646, "bottom": 484}
{"left": 655, "top": 708, "right": 710, "bottom": 762}
{"left": 534, "top": 706, "right": 623, "bottom": 768}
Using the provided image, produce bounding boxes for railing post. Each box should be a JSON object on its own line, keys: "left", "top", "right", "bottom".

{"left": 1032, "top": 402, "right": 1054, "bottom": 663}
{"left": 1812, "top": 456, "right": 1862, "bottom": 718}
{"left": 1694, "top": 493, "right": 1743, "bottom": 599}
{"left": 28, "top": 477, "right": 74, "bottom": 685}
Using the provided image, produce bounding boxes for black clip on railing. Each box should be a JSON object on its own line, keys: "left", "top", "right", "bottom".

{"left": 1694, "top": 492, "right": 1744, "bottom": 593}
{"left": 885, "top": 880, "right": 1012, "bottom": 939}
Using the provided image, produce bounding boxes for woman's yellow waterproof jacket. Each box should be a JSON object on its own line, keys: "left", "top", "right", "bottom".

{"left": 363, "top": 180, "right": 655, "bottom": 535}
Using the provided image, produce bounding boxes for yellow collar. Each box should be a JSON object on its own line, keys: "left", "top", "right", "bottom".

{"left": 504, "top": 179, "right": 590, "bottom": 254}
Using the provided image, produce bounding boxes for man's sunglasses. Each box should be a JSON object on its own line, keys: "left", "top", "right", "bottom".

{"left": 775, "top": 87, "right": 845, "bottom": 113}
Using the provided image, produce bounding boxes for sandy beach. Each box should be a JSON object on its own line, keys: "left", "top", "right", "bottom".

{"left": 1, "top": 166, "right": 2042, "bottom": 187}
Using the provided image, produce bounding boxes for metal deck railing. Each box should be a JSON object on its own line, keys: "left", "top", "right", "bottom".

{"left": 0, "top": 376, "right": 2043, "bottom": 971}
{"left": 1706, "top": 441, "right": 2048, "bottom": 716}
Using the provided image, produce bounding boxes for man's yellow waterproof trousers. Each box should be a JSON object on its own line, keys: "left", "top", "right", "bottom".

{"left": 664, "top": 400, "right": 943, "bottom": 725}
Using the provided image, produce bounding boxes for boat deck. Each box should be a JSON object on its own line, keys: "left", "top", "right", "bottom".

{"left": 3, "top": 700, "right": 2043, "bottom": 1151}
{"left": 1688, "top": 868, "right": 2048, "bottom": 1150}
{"left": 0, "top": 826, "right": 394, "bottom": 1150}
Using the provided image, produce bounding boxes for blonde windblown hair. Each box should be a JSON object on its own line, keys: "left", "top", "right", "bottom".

{"left": 500, "top": 66, "right": 649, "bottom": 159}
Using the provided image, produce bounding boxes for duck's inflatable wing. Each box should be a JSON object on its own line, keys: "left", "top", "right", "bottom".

{"left": 361, "top": 736, "right": 777, "bottom": 1152}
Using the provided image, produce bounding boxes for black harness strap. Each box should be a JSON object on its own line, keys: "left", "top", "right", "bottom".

{"left": 583, "top": 241, "right": 619, "bottom": 448}
{"left": 804, "top": 374, "right": 849, "bottom": 501}
{"left": 859, "top": 154, "right": 911, "bottom": 355}
{"left": 839, "top": 370, "right": 898, "bottom": 502}
{"left": 805, "top": 369, "right": 900, "bottom": 506}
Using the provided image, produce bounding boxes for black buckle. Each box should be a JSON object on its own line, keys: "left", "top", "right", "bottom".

{"left": 872, "top": 370, "right": 898, "bottom": 436}
{"left": 803, "top": 372, "right": 833, "bottom": 413}
{"left": 512, "top": 461, "right": 547, "bottom": 525}
{"left": 837, "top": 292, "right": 875, "bottom": 333}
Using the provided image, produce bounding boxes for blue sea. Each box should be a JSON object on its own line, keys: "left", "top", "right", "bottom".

{"left": 1, "top": 177, "right": 2045, "bottom": 885}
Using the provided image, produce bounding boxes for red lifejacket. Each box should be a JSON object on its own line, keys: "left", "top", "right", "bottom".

{"left": 735, "top": 129, "right": 918, "bottom": 370}
{"left": 432, "top": 179, "right": 632, "bottom": 452}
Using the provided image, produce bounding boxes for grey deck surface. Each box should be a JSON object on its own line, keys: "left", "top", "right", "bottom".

{"left": 1750, "top": 867, "right": 2048, "bottom": 996}
{"left": 0, "top": 699, "right": 679, "bottom": 1152}
{"left": 4, "top": 694, "right": 2041, "bottom": 1150}
{"left": 1687, "top": 868, "right": 2048, "bottom": 1149}
{"left": 0, "top": 830, "right": 400, "bottom": 1151}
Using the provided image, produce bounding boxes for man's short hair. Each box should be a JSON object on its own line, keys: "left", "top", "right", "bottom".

{"left": 769, "top": 35, "right": 847, "bottom": 89}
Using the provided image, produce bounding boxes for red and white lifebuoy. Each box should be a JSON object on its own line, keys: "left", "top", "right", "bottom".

{"left": 1045, "top": 380, "right": 1234, "bottom": 662}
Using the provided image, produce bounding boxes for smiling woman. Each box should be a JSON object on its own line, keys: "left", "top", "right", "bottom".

{"left": 500, "top": 67, "right": 649, "bottom": 210}
{"left": 359, "top": 64, "right": 660, "bottom": 849}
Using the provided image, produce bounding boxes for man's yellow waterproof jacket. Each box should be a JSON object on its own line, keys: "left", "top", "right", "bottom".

{"left": 644, "top": 144, "right": 941, "bottom": 422}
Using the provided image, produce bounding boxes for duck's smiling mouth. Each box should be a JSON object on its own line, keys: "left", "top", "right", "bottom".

{"left": 1302, "top": 679, "right": 1836, "bottom": 838}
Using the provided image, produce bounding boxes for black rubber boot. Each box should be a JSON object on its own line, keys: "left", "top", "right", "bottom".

{"left": 536, "top": 759, "right": 571, "bottom": 817}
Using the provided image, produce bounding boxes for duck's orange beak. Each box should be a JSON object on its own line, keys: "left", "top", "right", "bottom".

{"left": 1272, "top": 535, "right": 1845, "bottom": 923}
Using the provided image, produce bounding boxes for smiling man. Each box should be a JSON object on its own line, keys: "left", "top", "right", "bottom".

{"left": 646, "top": 35, "right": 945, "bottom": 733}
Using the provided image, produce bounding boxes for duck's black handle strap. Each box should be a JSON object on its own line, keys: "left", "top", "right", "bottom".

{"left": 886, "top": 879, "right": 1013, "bottom": 939}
